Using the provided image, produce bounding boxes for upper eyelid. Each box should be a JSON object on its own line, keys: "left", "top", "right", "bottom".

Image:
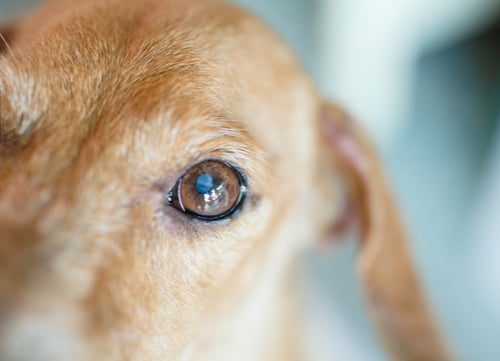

{"left": 170, "top": 116, "right": 269, "bottom": 170}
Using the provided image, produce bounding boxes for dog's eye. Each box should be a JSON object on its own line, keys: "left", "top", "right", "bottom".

{"left": 167, "top": 160, "right": 247, "bottom": 220}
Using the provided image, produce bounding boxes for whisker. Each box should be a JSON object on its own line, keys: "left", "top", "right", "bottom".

{"left": 0, "top": 32, "right": 14, "bottom": 57}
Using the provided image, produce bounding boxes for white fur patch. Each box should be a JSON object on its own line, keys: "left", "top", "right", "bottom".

{"left": 0, "top": 308, "right": 87, "bottom": 361}
{"left": 0, "top": 65, "right": 46, "bottom": 136}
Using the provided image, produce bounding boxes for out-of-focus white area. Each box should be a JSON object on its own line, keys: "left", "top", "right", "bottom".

{"left": 2, "top": 0, "right": 500, "bottom": 360}
{"left": 317, "top": 0, "right": 500, "bottom": 147}
{"left": 301, "top": 240, "right": 386, "bottom": 361}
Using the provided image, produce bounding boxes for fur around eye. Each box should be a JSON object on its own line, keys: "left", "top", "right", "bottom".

{"left": 166, "top": 160, "right": 247, "bottom": 221}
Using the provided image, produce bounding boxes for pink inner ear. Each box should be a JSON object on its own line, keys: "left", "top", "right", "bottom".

{"left": 328, "top": 198, "right": 358, "bottom": 239}
{"left": 320, "top": 113, "right": 369, "bottom": 176}
{"left": 319, "top": 113, "right": 368, "bottom": 241}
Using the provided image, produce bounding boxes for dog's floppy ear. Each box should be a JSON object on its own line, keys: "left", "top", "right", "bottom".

{"left": 318, "top": 102, "right": 452, "bottom": 360}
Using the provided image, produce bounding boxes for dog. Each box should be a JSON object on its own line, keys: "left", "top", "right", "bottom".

{"left": 0, "top": 0, "right": 452, "bottom": 360}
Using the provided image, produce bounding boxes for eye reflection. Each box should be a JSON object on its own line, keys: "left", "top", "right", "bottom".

{"left": 167, "top": 160, "right": 247, "bottom": 220}
{"left": 201, "top": 183, "right": 226, "bottom": 211}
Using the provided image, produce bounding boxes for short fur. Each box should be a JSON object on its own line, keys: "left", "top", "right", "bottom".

{"left": 0, "top": 0, "right": 451, "bottom": 360}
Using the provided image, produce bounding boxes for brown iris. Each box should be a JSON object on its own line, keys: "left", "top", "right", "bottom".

{"left": 167, "top": 160, "right": 247, "bottom": 220}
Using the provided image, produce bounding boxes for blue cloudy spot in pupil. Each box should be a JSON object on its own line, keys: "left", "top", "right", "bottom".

{"left": 196, "top": 173, "right": 215, "bottom": 194}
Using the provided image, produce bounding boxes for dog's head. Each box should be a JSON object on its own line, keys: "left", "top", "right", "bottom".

{"left": 0, "top": 0, "right": 450, "bottom": 360}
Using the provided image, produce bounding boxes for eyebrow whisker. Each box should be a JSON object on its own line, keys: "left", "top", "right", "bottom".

{"left": 0, "top": 32, "right": 14, "bottom": 57}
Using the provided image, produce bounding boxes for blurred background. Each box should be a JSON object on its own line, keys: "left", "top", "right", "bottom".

{"left": 2, "top": 0, "right": 500, "bottom": 360}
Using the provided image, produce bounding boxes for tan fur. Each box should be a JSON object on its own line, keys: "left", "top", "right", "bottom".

{"left": 0, "top": 0, "right": 451, "bottom": 360}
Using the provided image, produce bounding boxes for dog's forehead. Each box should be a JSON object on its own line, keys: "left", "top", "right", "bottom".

{"left": 0, "top": 0, "right": 317, "bottom": 183}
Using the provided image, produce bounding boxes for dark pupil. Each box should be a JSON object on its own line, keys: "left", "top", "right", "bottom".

{"left": 195, "top": 173, "right": 215, "bottom": 194}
